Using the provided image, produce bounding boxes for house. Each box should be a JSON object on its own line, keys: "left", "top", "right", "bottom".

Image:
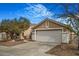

{"left": 32, "top": 18, "right": 71, "bottom": 44}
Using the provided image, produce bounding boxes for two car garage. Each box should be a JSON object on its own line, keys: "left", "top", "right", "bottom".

{"left": 32, "top": 19, "right": 70, "bottom": 44}
{"left": 32, "top": 29, "right": 62, "bottom": 44}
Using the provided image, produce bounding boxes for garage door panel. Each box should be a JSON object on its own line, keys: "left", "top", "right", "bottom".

{"left": 36, "top": 29, "right": 62, "bottom": 44}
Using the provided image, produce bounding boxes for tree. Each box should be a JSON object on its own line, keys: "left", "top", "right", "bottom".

{"left": 0, "top": 17, "right": 30, "bottom": 40}
{"left": 55, "top": 4, "right": 79, "bottom": 49}
{"left": 18, "top": 17, "right": 30, "bottom": 31}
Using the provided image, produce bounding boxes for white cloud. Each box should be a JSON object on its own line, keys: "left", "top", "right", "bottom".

{"left": 16, "top": 4, "right": 54, "bottom": 23}
{"left": 25, "top": 4, "right": 54, "bottom": 19}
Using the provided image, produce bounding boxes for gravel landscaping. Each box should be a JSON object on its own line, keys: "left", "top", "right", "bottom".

{"left": 46, "top": 43, "right": 79, "bottom": 56}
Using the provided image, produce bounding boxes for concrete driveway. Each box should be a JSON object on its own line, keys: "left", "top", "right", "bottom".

{"left": 0, "top": 41, "right": 56, "bottom": 56}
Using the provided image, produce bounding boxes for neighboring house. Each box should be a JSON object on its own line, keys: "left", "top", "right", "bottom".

{"left": 32, "top": 18, "right": 71, "bottom": 44}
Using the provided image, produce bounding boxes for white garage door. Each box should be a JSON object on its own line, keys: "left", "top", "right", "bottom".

{"left": 35, "top": 29, "right": 62, "bottom": 44}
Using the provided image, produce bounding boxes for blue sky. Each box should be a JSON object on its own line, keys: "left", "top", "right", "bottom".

{"left": 0, "top": 3, "right": 78, "bottom": 24}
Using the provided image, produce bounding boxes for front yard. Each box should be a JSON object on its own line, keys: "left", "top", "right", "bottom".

{"left": 0, "top": 39, "right": 79, "bottom": 56}
{"left": 46, "top": 43, "right": 79, "bottom": 56}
